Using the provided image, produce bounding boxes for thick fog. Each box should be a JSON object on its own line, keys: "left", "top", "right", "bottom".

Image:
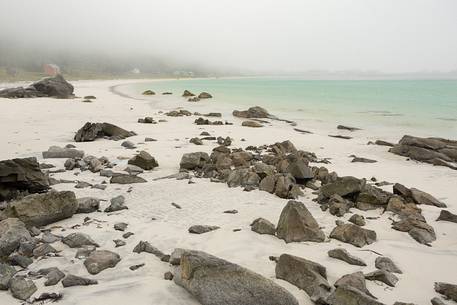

{"left": 1, "top": 0, "right": 457, "bottom": 74}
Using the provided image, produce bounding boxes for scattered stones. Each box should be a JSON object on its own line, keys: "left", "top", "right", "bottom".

{"left": 75, "top": 245, "right": 96, "bottom": 259}
{"left": 330, "top": 222, "right": 376, "bottom": 247}
{"left": 42, "top": 146, "right": 84, "bottom": 158}
{"left": 0, "top": 157, "right": 49, "bottom": 201}
{"left": 328, "top": 248, "right": 367, "bottom": 266}
{"left": 188, "top": 225, "right": 220, "bottom": 234}
{"left": 62, "top": 232, "right": 99, "bottom": 248}
{"left": 275, "top": 253, "right": 331, "bottom": 303}
{"left": 276, "top": 200, "right": 325, "bottom": 243}
{"left": 128, "top": 151, "right": 159, "bottom": 170}
{"left": 62, "top": 274, "right": 98, "bottom": 287}
{"left": 84, "top": 250, "right": 121, "bottom": 274}
{"left": 337, "top": 125, "right": 361, "bottom": 131}
{"left": 375, "top": 257, "right": 402, "bottom": 274}
{"left": 436, "top": 210, "right": 457, "bottom": 223}
{"left": 145, "top": 137, "right": 157, "bottom": 142}
{"left": 434, "top": 282, "right": 457, "bottom": 302}
{"left": 110, "top": 174, "right": 147, "bottom": 184}
{"left": 373, "top": 140, "right": 394, "bottom": 147}
{"left": 1, "top": 190, "right": 78, "bottom": 227}
{"left": 242, "top": 120, "right": 263, "bottom": 128}
{"left": 9, "top": 276, "right": 37, "bottom": 300}
{"left": 250, "top": 218, "right": 276, "bottom": 235}
{"left": 74, "top": 122, "right": 136, "bottom": 142}
{"left": 365, "top": 270, "right": 398, "bottom": 287}
{"left": 174, "top": 250, "right": 299, "bottom": 305}
{"left": 75, "top": 181, "right": 92, "bottom": 188}
{"left": 194, "top": 117, "right": 223, "bottom": 125}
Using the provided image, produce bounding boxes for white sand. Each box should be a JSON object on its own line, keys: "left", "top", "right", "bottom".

{"left": 1, "top": 79, "right": 456, "bottom": 305}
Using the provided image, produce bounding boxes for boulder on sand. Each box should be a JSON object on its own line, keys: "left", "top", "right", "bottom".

{"left": 276, "top": 200, "right": 325, "bottom": 243}
{"left": 173, "top": 250, "right": 299, "bottom": 305}
{"left": 233, "top": 106, "right": 270, "bottom": 119}
{"left": 42, "top": 146, "right": 84, "bottom": 159}
{"left": 128, "top": 151, "right": 158, "bottom": 170}
{"left": 84, "top": 250, "right": 121, "bottom": 274}
{"left": 0, "top": 74, "right": 74, "bottom": 99}
{"left": 0, "top": 157, "right": 49, "bottom": 201}
{"left": 242, "top": 121, "right": 263, "bottom": 128}
{"left": 74, "top": 122, "right": 136, "bottom": 142}
{"left": 110, "top": 174, "right": 147, "bottom": 184}
{"left": 330, "top": 222, "right": 376, "bottom": 247}
{"left": 1, "top": 190, "right": 78, "bottom": 227}
{"left": 198, "top": 92, "right": 213, "bottom": 99}
{"left": 0, "top": 218, "right": 32, "bottom": 257}
{"left": 179, "top": 152, "right": 210, "bottom": 170}
{"left": 182, "top": 90, "right": 195, "bottom": 97}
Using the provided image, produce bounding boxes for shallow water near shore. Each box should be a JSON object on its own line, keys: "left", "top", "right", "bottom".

{"left": 120, "top": 78, "right": 457, "bottom": 139}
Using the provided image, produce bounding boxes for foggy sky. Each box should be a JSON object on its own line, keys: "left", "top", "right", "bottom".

{"left": 1, "top": 0, "right": 457, "bottom": 74}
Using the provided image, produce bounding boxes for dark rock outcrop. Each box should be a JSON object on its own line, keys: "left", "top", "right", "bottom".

{"left": 0, "top": 74, "right": 74, "bottom": 99}
{"left": 128, "top": 151, "right": 158, "bottom": 170}
{"left": 74, "top": 122, "right": 136, "bottom": 142}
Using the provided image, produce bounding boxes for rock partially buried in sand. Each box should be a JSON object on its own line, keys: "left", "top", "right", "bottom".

{"left": 250, "top": 218, "right": 276, "bottom": 235}
{"left": 275, "top": 253, "right": 331, "bottom": 303}
{"left": 179, "top": 152, "right": 210, "bottom": 170}
{"left": 142, "top": 90, "right": 155, "bottom": 95}
{"left": 174, "top": 250, "right": 299, "bottom": 305}
{"left": 128, "top": 151, "right": 158, "bottom": 170}
{"left": 198, "top": 92, "right": 212, "bottom": 99}
{"left": 276, "top": 200, "right": 325, "bottom": 243}
{"left": 63, "top": 232, "right": 99, "bottom": 248}
{"left": 0, "top": 74, "right": 74, "bottom": 99}
{"left": 74, "top": 122, "right": 136, "bottom": 142}
{"left": 1, "top": 190, "right": 78, "bottom": 227}
{"left": 436, "top": 210, "right": 457, "bottom": 223}
{"left": 242, "top": 120, "right": 263, "bottom": 128}
{"left": 328, "top": 248, "right": 367, "bottom": 266}
{"left": 0, "top": 157, "right": 49, "bottom": 201}
{"left": 434, "top": 282, "right": 457, "bottom": 302}
{"left": 188, "top": 225, "right": 220, "bottom": 234}
{"left": 110, "top": 174, "right": 147, "bottom": 184}
{"left": 327, "top": 286, "right": 384, "bottom": 305}
{"left": 330, "top": 222, "right": 376, "bottom": 247}
{"left": 233, "top": 106, "right": 270, "bottom": 118}
{"left": 182, "top": 90, "right": 195, "bottom": 97}
{"left": 42, "top": 146, "right": 84, "bottom": 159}
{"left": 0, "top": 218, "right": 32, "bottom": 257}
{"left": 62, "top": 274, "right": 98, "bottom": 287}
{"left": 337, "top": 125, "right": 361, "bottom": 131}
{"left": 84, "top": 250, "right": 121, "bottom": 275}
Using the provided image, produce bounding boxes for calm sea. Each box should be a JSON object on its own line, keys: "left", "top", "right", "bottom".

{"left": 121, "top": 78, "right": 457, "bottom": 138}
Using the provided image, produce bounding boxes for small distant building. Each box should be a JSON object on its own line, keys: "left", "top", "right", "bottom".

{"left": 131, "top": 68, "right": 141, "bottom": 74}
{"left": 43, "top": 64, "right": 60, "bottom": 76}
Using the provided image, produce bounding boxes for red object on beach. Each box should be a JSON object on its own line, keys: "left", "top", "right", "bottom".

{"left": 43, "top": 64, "right": 60, "bottom": 76}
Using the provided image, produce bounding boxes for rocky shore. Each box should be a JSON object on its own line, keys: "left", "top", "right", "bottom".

{"left": 0, "top": 78, "right": 456, "bottom": 305}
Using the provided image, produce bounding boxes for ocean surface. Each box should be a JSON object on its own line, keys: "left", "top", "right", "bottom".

{"left": 120, "top": 78, "right": 457, "bottom": 138}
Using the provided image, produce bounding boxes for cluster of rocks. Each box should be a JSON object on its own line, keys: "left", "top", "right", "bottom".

{"left": 74, "top": 122, "right": 136, "bottom": 142}
{"left": 137, "top": 116, "right": 156, "bottom": 124}
{"left": 181, "top": 90, "right": 213, "bottom": 101}
{"left": 194, "top": 117, "right": 229, "bottom": 125}
{"left": 389, "top": 135, "right": 457, "bottom": 170}
{"left": 165, "top": 109, "right": 192, "bottom": 117}
{"left": 0, "top": 75, "right": 74, "bottom": 99}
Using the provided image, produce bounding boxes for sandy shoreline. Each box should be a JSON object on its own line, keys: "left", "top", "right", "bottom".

{"left": 1, "top": 79, "right": 456, "bottom": 305}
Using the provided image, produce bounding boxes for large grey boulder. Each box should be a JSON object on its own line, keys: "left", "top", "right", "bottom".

{"left": 0, "top": 263, "right": 17, "bottom": 290}
{"left": 0, "top": 218, "right": 32, "bottom": 257}
{"left": 174, "top": 250, "right": 298, "bottom": 305}
{"left": 42, "top": 146, "right": 84, "bottom": 159}
{"left": 0, "top": 74, "right": 74, "bottom": 99}
{"left": 328, "top": 248, "right": 366, "bottom": 266}
{"left": 9, "top": 276, "right": 37, "bottom": 300}
{"left": 2, "top": 190, "right": 78, "bottom": 227}
{"left": 180, "top": 152, "right": 210, "bottom": 170}
{"left": 84, "top": 250, "right": 121, "bottom": 275}
{"left": 329, "top": 222, "right": 376, "bottom": 247}
{"left": 128, "top": 151, "right": 159, "bottom": 170}
{"left": 275, "top": 254, "right": 331, "bottom": 303}
{"left": 0, "top": 157, "right": 49, "bottom": 201}
{"left": 276, "top": 200, "right": 325, "bottom": 243}
{"left": 62, "top": 232, "right": 99, "bottom": 248}
{"left": 74, "top": 122, "right": 136, "bottom": 142}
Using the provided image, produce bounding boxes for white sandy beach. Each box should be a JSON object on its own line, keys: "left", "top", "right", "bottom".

{"left": 1, "top": 79, "right": 456, "bottom": 305}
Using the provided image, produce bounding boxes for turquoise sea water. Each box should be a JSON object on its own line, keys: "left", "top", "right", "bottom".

{"left": 121, "top": 78, "right": 457, "bottom": 138}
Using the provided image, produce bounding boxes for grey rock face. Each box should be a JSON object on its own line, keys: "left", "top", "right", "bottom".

{"left": 434, "top": 282, "right": 457, "bottom": 302}
{"left": 74, "top": 122, "right": 136, "bottom": 142}
{"left": 62, "top": 233, "right": 99, "bottom": 248}
{"left": 328, "top": 248, "right": 367, "bottom": 266}
{"left": 42, "top": 146, "right": 84, "bottom": 159}
{"left": 110, "top": 174, "right": 147, "bottom": 184}
{"left": 250, "top": 218, "right": 276, "bottom": 235}
{"left": 77, "top": 197, "right": 100, "bottom": 213}
{"left": 0, "top": 263, "right": 17, "bottom": 290}
{"left": 84, "top": 250, "right": 121, "bottom": 275}
{"left": 188, "top": 225, "right": 220, "bottom": 234}
{"left": 0, "top": 218, "right": 32, "bottom": 257}
{"left": 330, "top": 222, "right": 376, "bottom": 247}
{"left": 9, "top": 276, "right": 37, "bottom": 300}
{"left": 276, "top": 200, "right": 325, "bottom": 243}
{"left": 180, "top": 152, "right": 210, "bottom": 170}
{"left": 375, "top": 257, "right": 402, "bottom": 274}
{"left": 3, "top": 190, "right": 78, "bottom": 227}
{"left": 275, "top": 254, "right": 331, "bottom": 303}
{"left": 0, "top": 157, "right": 49, "bottom": 201}
{"left": 365, "top": 270, "right": 398, "bottom": 287}
{"left": 174, "top": 250, "right": 299, "bottom": 305}
{"left": 62, "top": 274, "right": 98, "bottom": 287}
